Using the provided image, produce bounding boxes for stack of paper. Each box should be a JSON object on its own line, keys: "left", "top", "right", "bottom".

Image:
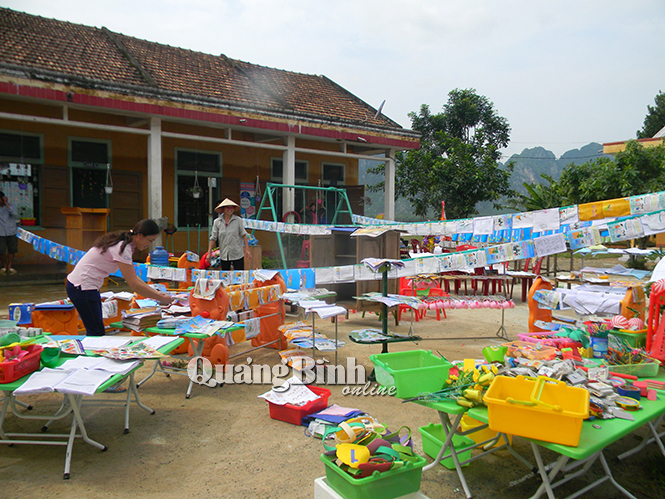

{"left": 121, "top": 307, "right": 162, "bottom": 331}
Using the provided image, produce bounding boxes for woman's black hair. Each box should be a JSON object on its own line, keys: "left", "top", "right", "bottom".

{"left": 93, "top": 219, "right": 160, "bottom": 254}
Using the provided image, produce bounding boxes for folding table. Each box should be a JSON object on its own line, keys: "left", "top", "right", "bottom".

{"left": 468, "top": 397, "right": 665, "bottom": 499}
{"left": 0, "top": 336, "right": 184, "bottom": 479}
{"left": 414, "top": 397, "right": 533, "bottom": 499}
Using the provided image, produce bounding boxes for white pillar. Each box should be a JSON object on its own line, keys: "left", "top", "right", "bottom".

{"left": 148, "top": 117, "right": 163, "bottom": 246}
{"left": 384, "top": 150, "right": 396, "bottom": 221}
{"left": 282, "top": 135, "right": 296, "bottom": 215}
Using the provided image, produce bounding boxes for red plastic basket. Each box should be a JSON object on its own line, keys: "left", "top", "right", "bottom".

{"left": 0, "top": 345, "right": 43, "bottom": 383}
{"left": 267, "top": 385, "right": 331, "bottom": 425}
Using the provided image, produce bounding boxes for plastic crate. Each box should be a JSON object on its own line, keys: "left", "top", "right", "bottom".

{"left": 606, "top": 361, "right": 660, "bottom": 377}
{"left": 320, "top": 453, "right": 426, "bottom": 499}
{"left": 369, "top": 350, "right": 451, "bottom": 399}
{"left": 503, "top": 341, "right": 557, "bottom": 360}
{"left": 267, "top": 385, "right": 331, "bottom": 425}
{"left": 418, "top": 423, "right": 473, "bottom": 469}
{"left": 0, "top": 345, "right": 43, "bottom": 383}
{"left": 517, "top": 332, "right": 582, "bottom": 349}
{"left": 610, "top": 329, "right": 647, "bottom": 348}
{"left": 484, "top": 375, "right": 589, "bottom": 446}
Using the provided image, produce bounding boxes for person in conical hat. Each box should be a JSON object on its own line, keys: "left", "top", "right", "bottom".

{"left": 207, "top": 198, "right": 251, "bottom": 270}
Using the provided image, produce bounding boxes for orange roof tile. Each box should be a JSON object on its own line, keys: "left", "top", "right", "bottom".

{"left": 0, "top": 7, "right": 412, "bottom": 136}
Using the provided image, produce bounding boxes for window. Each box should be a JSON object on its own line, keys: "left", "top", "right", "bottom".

{"left": 68, "top": 138, "right": 112, "bottom": 209}
{"left": 0, "top": 131, "right": 43, "bottom": 163}
{"left": 0, "top": 131, "right": 43, "bottom": 225}
{"left": 176, "top": 148, "right": 223, "bottom": 228}
{"left": 322, "top": 162, "right": 345, "bottom": 186}
{"left": 68, "top": 138, "right": 111, "bottom": 168}
{"left": 270, "top": 158, "right": 308, "bottom": 183}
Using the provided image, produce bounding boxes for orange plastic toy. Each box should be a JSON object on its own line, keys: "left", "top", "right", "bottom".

{"left": 527, "top": 276, "right": 552, "bottom": 333}
{"left": 31, "top": 309, "right": 80, "bottom": 335}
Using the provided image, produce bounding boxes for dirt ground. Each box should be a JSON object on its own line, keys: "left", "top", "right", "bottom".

{"left": 1, "top": 265, "right": 664, "bottom": 499}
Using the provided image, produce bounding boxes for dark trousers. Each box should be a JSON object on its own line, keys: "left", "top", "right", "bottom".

{"left": 66, "top": 279, "right": 105, "bottom": 336}
{"left": 220, "top": 257, "right": 244, "bottom": 271}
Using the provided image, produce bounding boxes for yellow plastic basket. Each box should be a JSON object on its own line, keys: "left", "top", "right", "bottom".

{"left": 484, "top": 376, "right": 589, "bottom": 447}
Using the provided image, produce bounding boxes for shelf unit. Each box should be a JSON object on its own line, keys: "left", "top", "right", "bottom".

{"left": 310, "top": 228, "right": 400, "bottom": 306}
{"left": 60, "top": 207, "right": 110, "bottom": 251}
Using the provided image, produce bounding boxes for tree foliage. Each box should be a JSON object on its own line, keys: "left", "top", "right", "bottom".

{"left": 557, "top": 140, "right": 665, "bottom": 205}
{"left": 503, "top": 174, "right": 563, "bottom": 212}
{"left": 369, "top": 88, "right": 514, "bottom": 220}
{"left": 637, "top": 90, "right": 665, "bottom": 139}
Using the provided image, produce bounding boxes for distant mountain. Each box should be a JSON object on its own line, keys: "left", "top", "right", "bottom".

{"left": 504, "top": 142, "right": 610, "bottom": 195}
{"left": 359, "top": 142, "right": 612, "bottom": 220}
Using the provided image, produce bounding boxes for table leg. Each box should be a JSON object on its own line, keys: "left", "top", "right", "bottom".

{"left": 123, "top": 371, "right": 155, "bottom": 434}
{"left": 186, "top": 337, "right": 208, "bottom": 399}
{"left": 617, "top": 414, "right": 665, "bottom": 460}
{"left": 64, "top": 394, "right": 107, "bottom": 479}
{"left": 422, "top": 412, "right": 472, "bottom": 499}
{"left": 529, "top": 442, "right": 568, "bottom": 499}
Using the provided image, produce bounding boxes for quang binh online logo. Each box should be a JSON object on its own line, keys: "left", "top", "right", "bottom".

{"left": 187, "top": 356, "right": 396, "bottom": 396}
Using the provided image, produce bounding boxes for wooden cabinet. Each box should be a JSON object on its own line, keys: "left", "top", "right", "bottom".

{"left": 61, "top": 207, "right": 110, "bottom": 251}
{"left": 310, "top": 228, "right": 401, "bottom": 305}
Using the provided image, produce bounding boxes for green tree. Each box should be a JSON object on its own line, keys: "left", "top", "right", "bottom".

{"left": 504, "top": 174, "right": 563, "bottom": 211}
{"left": 637, "top": 91, "right": 665, "bottom": 139}
{"left": 369, "top": 89, "right": 514, "bottom": 220}
{"left": 557, "top": 140, "right": 665, "bottom": 205}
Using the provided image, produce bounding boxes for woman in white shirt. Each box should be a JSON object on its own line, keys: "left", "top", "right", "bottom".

{"left": 207, "top": 198, "right": 251, "bottom": 270}
{"left": 66, "top": 219, "right": 173, "bottom": 336}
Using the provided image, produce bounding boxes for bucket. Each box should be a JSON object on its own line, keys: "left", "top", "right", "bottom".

{"left": 590, "top": 337, "right": 608, "bottom": 358}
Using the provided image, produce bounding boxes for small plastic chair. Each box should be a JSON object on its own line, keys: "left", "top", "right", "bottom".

{"left": 397, "top": 285, "right": 423, "bottom": 322}
{"left": 296, "top": 240, "right": 310, "bottom": 268}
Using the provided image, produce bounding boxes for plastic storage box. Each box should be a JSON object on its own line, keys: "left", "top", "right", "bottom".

{"left": 370, "top": 350, "right": 452, "bottom": 399}
{"left": 610, "top": 329, "right": 647, "bottom": 348}
{"left": 503, "top": 341, "right": 557, "bottom": 360}
{"left": 607, "top": 361, "right": 660, "bottom": 377}
{"left": 419, "top": 423, "right": 474, "bottom": 469}
{"left": 320, "top": 453, "right": 426, "bottom": 499}
{"left": 267, "top": 385, "right": 331, "bottom": 425}
{"left": 0, "top": 345, "right": 43, "bottom": 383}
{"left": 484, "top": 375, "right": 589, "bottom": 446}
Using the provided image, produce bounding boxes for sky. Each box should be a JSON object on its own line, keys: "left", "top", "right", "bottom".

{"left": 3, "top": 0, "right": 665, "bottom": 159}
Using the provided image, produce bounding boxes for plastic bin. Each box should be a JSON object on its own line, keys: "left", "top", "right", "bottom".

{"left": 419, "top": 423, "right": 474, "bottom": 469}
{"left": 610, "top": 329, "right": 647, "bottom": 348}
{"left": 320, "top": 453, "right": 426, "bottom": 499}
{"left": 484, "top": 375, "right": 589, "bottom": 446}
{"left": 370, "top": 350, "right": 451, "bottom": 399}
{"left": 606, "top": 361, "right": 660, "bottom": 377}
{"left": 0, "top": 345, "right": 43, "bottom": 383}
{"left": 267, "top": 385, "right": 331, "bottom": 425}
{"left": 503, "top": 341, "right": 557, "bottom": 360}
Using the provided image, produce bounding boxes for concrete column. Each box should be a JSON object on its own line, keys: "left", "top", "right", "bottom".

{"left": 148, "top": 117, "right": 163, "bottom": 246}
{"left": 384, "top": 149, "right": 396, "bottom": 220}
{"left": 282, "top": 135, "right": 296, "bottom": 215}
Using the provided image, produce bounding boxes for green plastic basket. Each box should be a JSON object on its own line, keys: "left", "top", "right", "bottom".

{"left": 370, "top": 350, "right": 451, "bottom": 399}
{"left": 320, "top": 453, "right": 426, "bottom": 499}
{"left": 607, "top": 361, "right": 660, "bottom": 377}
{"left": 419, "top": 423, "right": 474, "bottom": 470}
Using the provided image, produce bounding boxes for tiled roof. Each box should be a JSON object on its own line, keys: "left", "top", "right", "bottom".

{"left": 0, "top": 7, "right": 407, "bottom": 133}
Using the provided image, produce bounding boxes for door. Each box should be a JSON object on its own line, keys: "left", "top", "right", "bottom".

{"left": 108, "top": 170, "right": 142, "bottom": 232}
